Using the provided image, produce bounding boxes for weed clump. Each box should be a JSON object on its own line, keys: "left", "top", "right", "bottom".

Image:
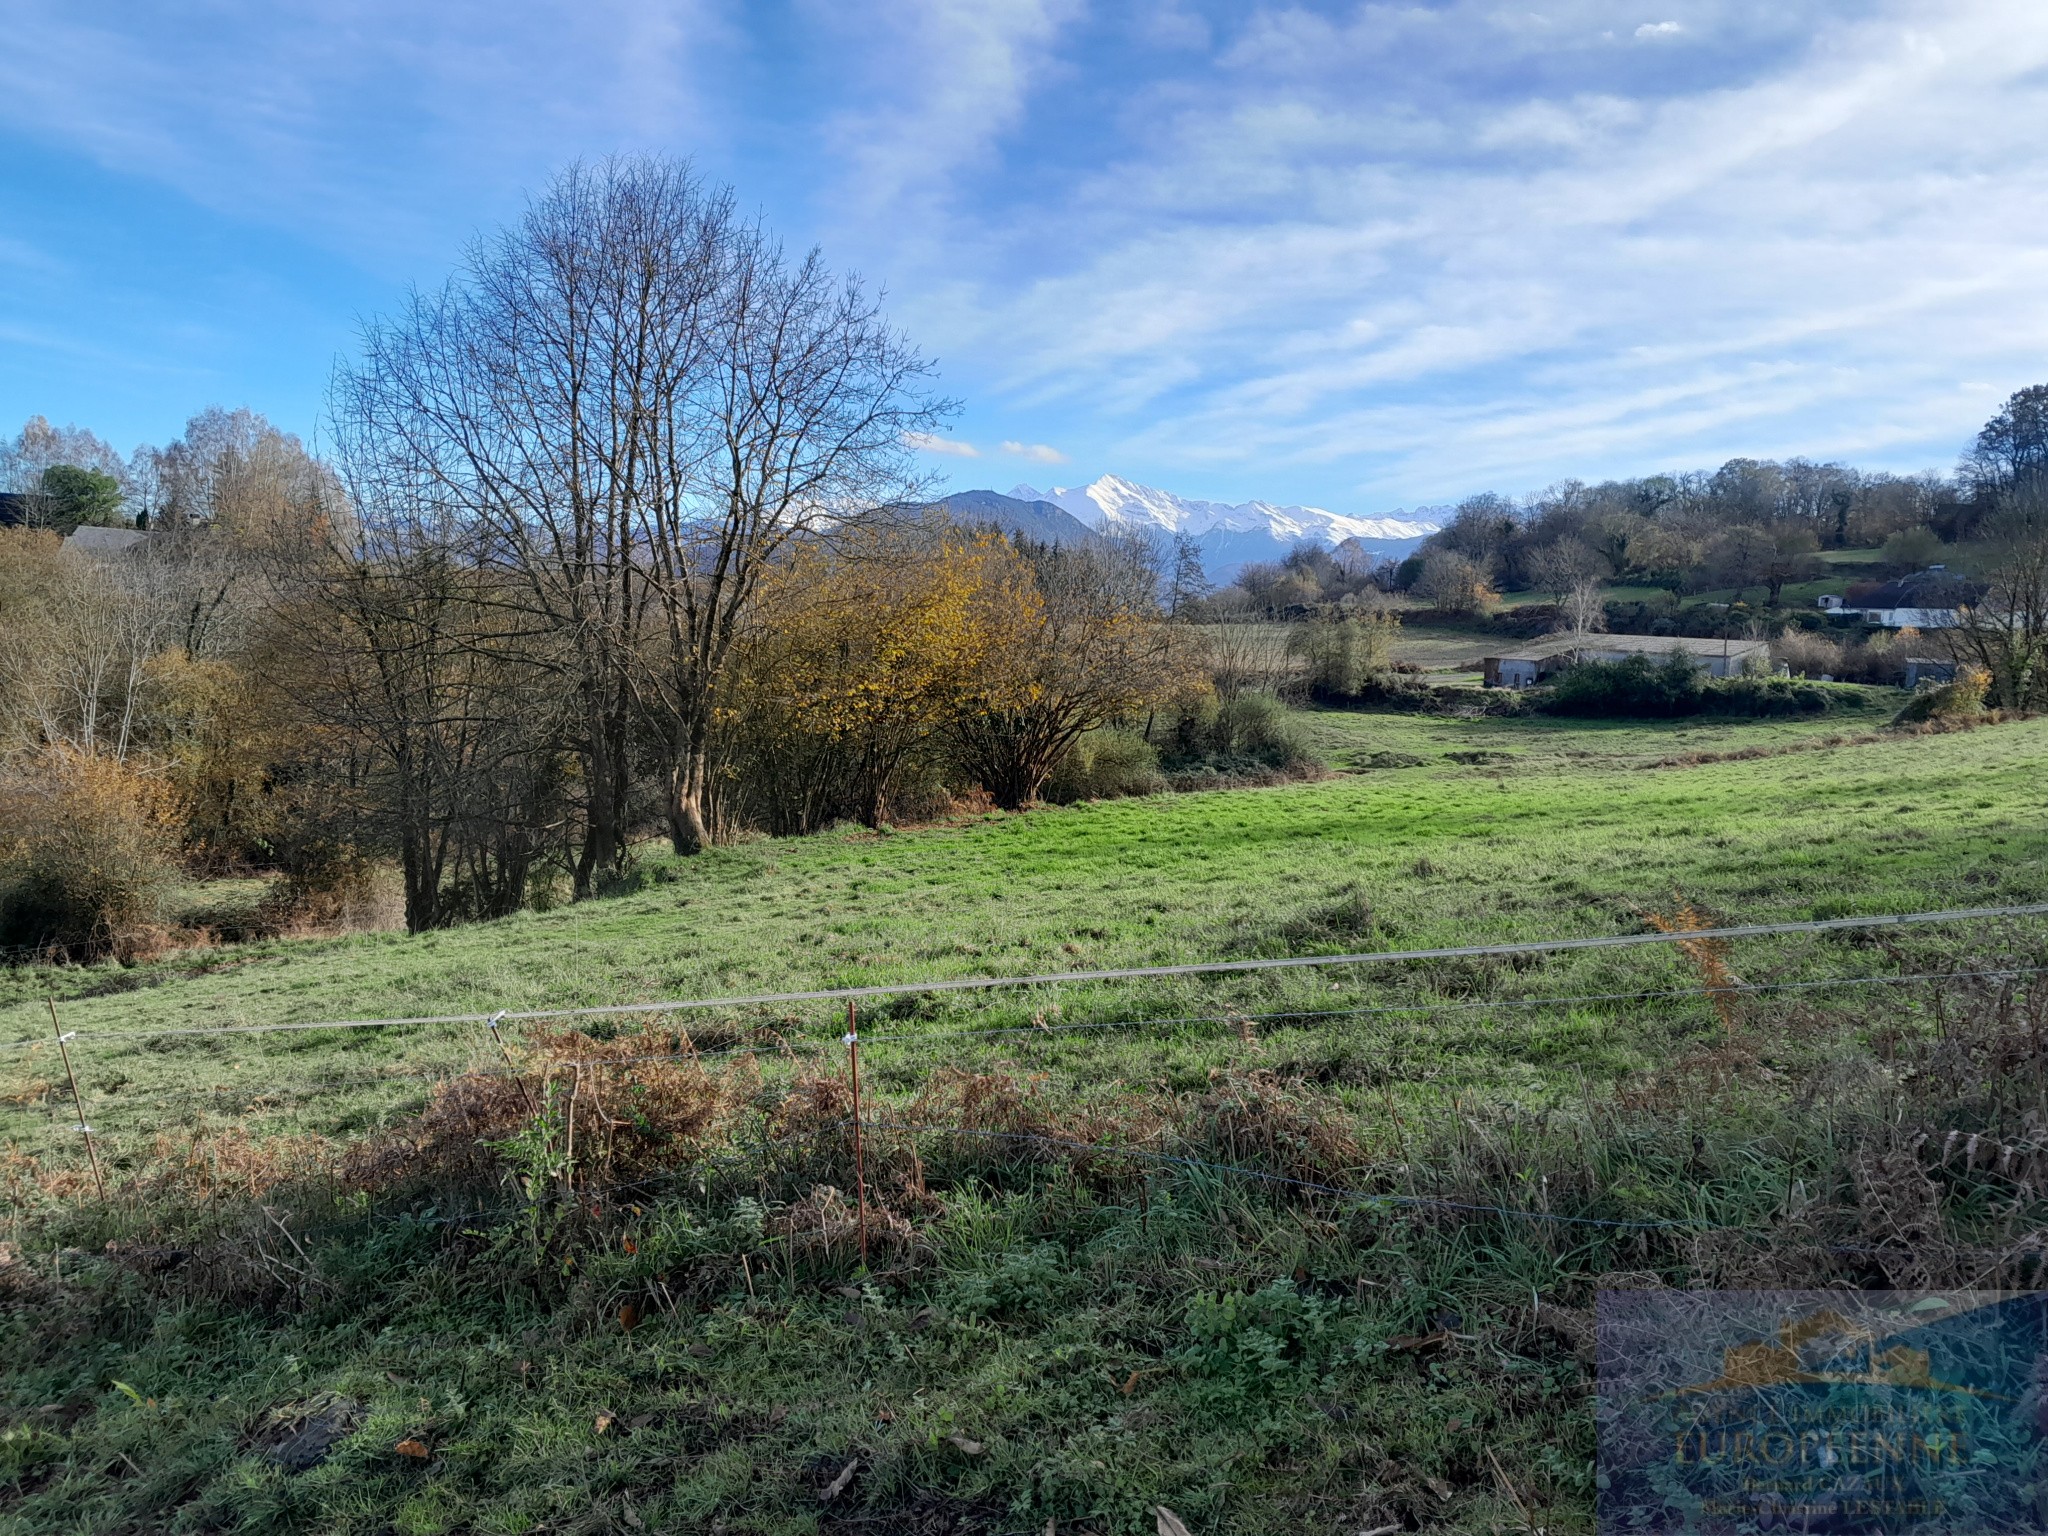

{"left": 342, "top": 1026, "right": 748, "bottom": 1195}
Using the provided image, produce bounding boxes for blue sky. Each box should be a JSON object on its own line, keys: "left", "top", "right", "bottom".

{"left": 3, "top": 0, "right": 2046, "bottom": 515}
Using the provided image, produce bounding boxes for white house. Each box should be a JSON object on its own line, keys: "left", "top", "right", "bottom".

{"left": 1815, "top": 568, "right": 1973, "bottom": 630}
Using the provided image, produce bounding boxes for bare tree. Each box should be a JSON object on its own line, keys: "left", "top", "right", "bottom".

{"left": 335, "top": 157, "right": 942, "bottom": 885}
{"left": 0, "top": 535, "right": 181, "bottom": 762}
{"left": 1165, "top": 531, "right": 1212, "bottom": 617}
{"left": 1412, "top": 550, "right": 1496, "bottom": 614}
{"left": 1946, "top": 488, "right": 2048, "bottom": 710}
{"left": 634, "top": 212, "right": 944, "bottom": 853}
{"left": 0, "top": 416, "right": 130, "bottom": 497}
{"left": 276, "top": 519, "right": 574, "bottom": 931}
{"left": 1557, "top": 578, "right": 1608, "bottom": 661}
{"left": 1528, "top": 538, "right": 1604, "bottom": 594}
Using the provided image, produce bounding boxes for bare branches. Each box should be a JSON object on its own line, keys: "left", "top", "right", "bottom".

{"left": 332, "top": 156, "right": 946, "bottom": 873}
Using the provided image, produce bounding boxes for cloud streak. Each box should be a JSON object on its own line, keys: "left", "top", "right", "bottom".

{"left": 860, "top": 0, "right": 2048, "bottom": 503}
{"left": 1001, "top": 440, "right": 1068, "bottom": 464}
{"left": 905, "top": 432, "right": 982, "bottom": 457}
{"left": 7, "top": 0, "right": 2048, "bottom": 511}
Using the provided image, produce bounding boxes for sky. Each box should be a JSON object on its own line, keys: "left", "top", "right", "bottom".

{"left": 3, "top": 0, "right": 2047, "bottom": 516}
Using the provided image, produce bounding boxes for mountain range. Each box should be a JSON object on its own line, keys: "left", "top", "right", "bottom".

{"left": 928, "top": 475, "right": 1438, "bottom": 582}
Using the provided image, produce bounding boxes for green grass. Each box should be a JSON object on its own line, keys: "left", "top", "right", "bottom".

{"left": 6, "top": 705, "right": 2048, "bottom": 1534}
{"left": 0, "top": 695, "right": 2021, "bottom": 1158}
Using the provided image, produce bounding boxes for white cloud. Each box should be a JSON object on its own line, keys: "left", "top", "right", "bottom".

{"left": 0, "top": 0, "right": 728, "bottom": 264}
{"left": 905, "top": 431, "right": 981, "bottom": 457}
{"left": 1000, "top": 440, "right": 1068, "bottom": 463}
{"left": 1636, "top": 21, "right": 1684, "bottom": 38}
{"left": 810, "top": 0, "right": 1083, "bottom": 224}
{"left": 875, "top": 0, "right": 2048, "bottom": 500}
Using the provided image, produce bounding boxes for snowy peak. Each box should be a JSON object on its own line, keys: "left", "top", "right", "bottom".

{"left": 1008, "top": 475, "right": 1438, "bottom": 547}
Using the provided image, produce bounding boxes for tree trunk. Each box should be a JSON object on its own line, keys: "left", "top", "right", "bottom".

{"left": 668, "top": 747, "right": 710, "bottom": 855}
{"left": 574, "top": 684, "right": 625, "bottom": 897}
{"left": 400, "top": 833, "right": 440, "bottom": 933}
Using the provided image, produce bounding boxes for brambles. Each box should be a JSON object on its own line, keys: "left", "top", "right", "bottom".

{"left": 0, "top": 750, "right": 180, "bottom": 959}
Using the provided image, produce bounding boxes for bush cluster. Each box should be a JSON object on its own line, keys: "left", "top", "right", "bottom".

{"left": 1156, "top": 694, "right": 1316, "bottom": 781}
{"left": 1544, "top": 653, "right": 1843, "bottom": 718}
{"left": 1773, "top": 626, "right": 1916, "bottom": 685}
{"left": 0, "top": 752, "right": 180, "bottom": 958}
{"left": 1041, "top": 729, "right": 1163, "bottom": 804}
{"left": 1893, "top": 666, "right": 1990, "bottom": 725}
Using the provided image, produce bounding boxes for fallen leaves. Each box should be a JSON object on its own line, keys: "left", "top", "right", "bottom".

{"left": 618, "top": 1302, "right": 640, "bottom": 1332}
{"left": 393, "top": 1438, "right": 430, "bottom": 1460}
{"left": 594, "top": 1412, "right": 616, "bottom": 1435}
{"left": 944, "top": 1431, "right": 984, "bottom": 1455}
{"left": 1155, "top": 1508, "right": 1192, "bottom": 1536}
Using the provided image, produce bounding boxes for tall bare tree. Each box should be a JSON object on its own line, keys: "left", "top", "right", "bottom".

{"left": 1946, "top": 488, "right": 2048, "bottom": 710}
{"left": 335, "top": 157, "right": 942, "bottom": 885}
{"left": 634, "top": 219, "right": 943, "bottom": 853}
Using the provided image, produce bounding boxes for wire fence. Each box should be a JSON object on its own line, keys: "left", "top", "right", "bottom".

{"left": 10, "top": 899, "right": 2045, "bottom": 1051}
{"left": 10, "top": 963, "right": 2047, "bottom": 1119}
{"left": 7, "top": 903, "right": 2047, "bottom": 1261}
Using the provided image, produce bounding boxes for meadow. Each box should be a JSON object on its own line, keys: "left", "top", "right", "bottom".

{"left": 5, "top": 699, "right": 2048, "bottom": 1534}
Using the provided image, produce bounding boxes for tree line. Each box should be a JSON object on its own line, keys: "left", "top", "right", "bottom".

{"left": 0, "top": 159, "right": 1210, "bottom": 951}
{"left": 1198, "top": 390, "right": 2048, "bottom": 623}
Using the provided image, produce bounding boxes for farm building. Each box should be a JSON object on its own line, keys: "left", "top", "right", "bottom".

{"left": 1816, "top": 567, "right": 1975, "bottom": 628}
{"left": 1482, "top": 634, "right": 1771, "bottom": 689}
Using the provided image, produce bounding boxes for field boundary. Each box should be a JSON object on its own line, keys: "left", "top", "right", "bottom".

{"left": 11, "top": 900, "right": 2047, "bottom": 1049}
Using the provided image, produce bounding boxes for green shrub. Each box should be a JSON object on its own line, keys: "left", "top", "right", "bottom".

{"left": 1545, "top": 654, "right": 1841, "bottom": 719}
{"left": 0, "top": 752, "right": 180, "bottom": 958}
{"left": 1290, "top": 609, "right": 1400, "bottom": 699}
{"left": 1042, "top": 729, "right": 1163, "bottom": 804}
{"left": 1546, "top": 652, "right": 1707, "bottom": 716}
{"left": 1159, "top": 694, "right": 1318, "bottom": 777}
{"left": 1893, "top": 666, "right": 1990, "bottom": 725}
{"left": 1709, "top": 676, "right": 1839, "bottom": 716}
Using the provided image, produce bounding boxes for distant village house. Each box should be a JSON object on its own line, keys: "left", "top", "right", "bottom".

{"left": 1815, "top": 567, "right": 1974, "bottom": 629}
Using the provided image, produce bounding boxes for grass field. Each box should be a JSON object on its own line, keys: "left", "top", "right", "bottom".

{"left": 5, "top": 703, "right": 2047, "bottom": 1534}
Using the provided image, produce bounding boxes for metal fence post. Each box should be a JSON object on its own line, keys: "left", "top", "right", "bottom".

{"left": 47, "top": 998, "right": 105, "bottom": 1201}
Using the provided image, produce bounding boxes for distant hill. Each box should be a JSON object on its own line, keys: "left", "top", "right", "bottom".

{"left": 924, "top": 489, "right": 1099, "bottom": 547}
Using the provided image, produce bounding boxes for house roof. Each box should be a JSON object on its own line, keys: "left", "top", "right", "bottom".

{"left": 1851, "top": 569, "right": 1978, "bottom": 610}
{"left": 63, "top": 525, "right": 148, "bottom": 554}
{"left": 1486, "top": 633, "right": 1770, "bottom": 664}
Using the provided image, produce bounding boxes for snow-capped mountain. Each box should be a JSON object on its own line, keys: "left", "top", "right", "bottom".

{"left": 1006, "top": 474, "right": 1438, "bottom": 579}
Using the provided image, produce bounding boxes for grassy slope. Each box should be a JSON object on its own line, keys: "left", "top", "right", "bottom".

{"left": 5, "top": 706, "right": 2048, "bottom": 1536}
{"left": 2, "top": 698, "right": 2035, "bottom": 1155}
